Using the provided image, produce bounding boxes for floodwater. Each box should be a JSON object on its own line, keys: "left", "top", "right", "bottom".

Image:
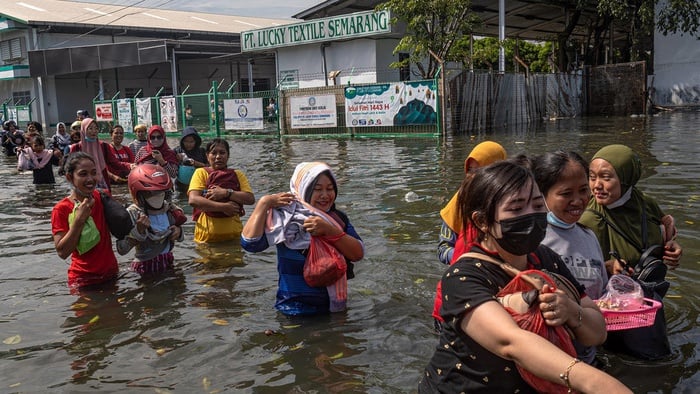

{"left": 1, "top": 111, "right": 698, "bottom": 393}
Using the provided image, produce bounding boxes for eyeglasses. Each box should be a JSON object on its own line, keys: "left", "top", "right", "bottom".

{"left": 150, "top": 135, "right": 164, "bottom": 141}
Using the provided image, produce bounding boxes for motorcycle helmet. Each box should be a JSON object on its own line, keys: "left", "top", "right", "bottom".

{"left": 128, "top": 164, "right": 173, "bottom": 210}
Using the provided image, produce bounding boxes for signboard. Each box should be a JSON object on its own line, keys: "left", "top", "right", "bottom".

{"left": 159, "top": 96, "right": 178, "bottom": 132}
{"left": 344, "top": 81, "right": 437, "bottom": 127}
{"left": 136, "top": 98, "right": 152, "bottom": 127}
{"left": 223, "top": 98, "right": 264, "bottom": 130}
{"left": 116, "top": 99, "right": 133, "bottom": 133}
{"left": 279, "top": 69, "right": 299, "bottom": 90}
{"left": 290, "top": 95, "right": 337, "bottom": 129}
{"left": 94, "top": 103, "right": 113, "bottom": 122}
{"left": 242, "top": 10, "right": 391, "bottom": 52}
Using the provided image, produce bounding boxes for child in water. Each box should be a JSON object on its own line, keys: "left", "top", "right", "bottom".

{"left": 18, "top": 136, "right": 63, "bottom": 184}
{"left": 117, "top": 164, "right": 187, "bottom": 275}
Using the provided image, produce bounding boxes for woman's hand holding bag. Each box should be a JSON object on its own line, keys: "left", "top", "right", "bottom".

{"left": 303, "top": 233, "right": 347, "bottom": 288}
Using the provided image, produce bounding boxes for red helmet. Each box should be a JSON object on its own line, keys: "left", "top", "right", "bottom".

{"left": 128, "top": 163, "right": 172, "bottom": 197}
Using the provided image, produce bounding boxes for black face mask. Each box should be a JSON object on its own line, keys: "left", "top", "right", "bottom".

{"left": 493, "top": 212, "right": 547, "bottom": 256}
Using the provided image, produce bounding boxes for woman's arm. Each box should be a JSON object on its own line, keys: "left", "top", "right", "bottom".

{"left": 303, "top": 215, "right": 364, "bottom": 262}
{"left": 464, "top": 301, "right": 630, "bottom": 393}
{"left": 53, "top": 198, "right": 94, "bottom": 259}
{"left": 241, "top": 193, "right": 294, "bottom": 238}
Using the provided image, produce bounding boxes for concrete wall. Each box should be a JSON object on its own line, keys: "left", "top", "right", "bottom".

{"left": 652, "top": 31, "right": 700, "bottom": 106}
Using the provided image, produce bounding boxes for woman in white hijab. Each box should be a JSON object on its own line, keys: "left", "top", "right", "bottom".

{"left": 241, "top": 162, "right": 364, "bottom": 316}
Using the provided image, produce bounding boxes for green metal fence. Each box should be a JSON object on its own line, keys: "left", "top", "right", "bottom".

{"left": 90, "top": 75, "right": 440, "bottom": 139}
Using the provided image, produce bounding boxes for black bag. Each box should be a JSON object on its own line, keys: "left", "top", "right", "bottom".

{"left": 587, "top": 209, "right": 672, "bottom": 359}
{"left": 634, "top": 244, "right": 670, "bottom": 298}
{"left": 99, "top": 191, "right": 133, "bottom": 240}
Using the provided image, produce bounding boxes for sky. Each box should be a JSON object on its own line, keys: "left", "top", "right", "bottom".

{"left": 82, "top": 0, "right": 322, "bottom": 19}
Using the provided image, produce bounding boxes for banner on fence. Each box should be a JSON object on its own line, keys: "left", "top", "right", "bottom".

{"left": 159, "top": 97, "right": 178, "bottom": 132}
{"left": 94, "top": 103, "right": 113, "bottom": 122}
{"left": 290, "top": 95, "right": 337, "bottom": 128}
{"left": 223, "top": 98, "right": 264, "bottom": 130}
{"left": 344, "top": 81, "right": 437, "bottom": 127}
{"left": 116, "top": 99, "right": 133, "bottom": 133}
{"left": 136, "top": 98, "right": 152, "bottom": 127}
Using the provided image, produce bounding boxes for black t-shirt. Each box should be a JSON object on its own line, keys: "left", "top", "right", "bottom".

{"left": 32, "top": 155, "right": 59, "bottom": 184}
{"left": 419, "top": 245, "right": 583, "bottom": 393}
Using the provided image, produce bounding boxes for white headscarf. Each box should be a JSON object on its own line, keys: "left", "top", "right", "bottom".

{"left": 289, "top": 161, "right": 338, "bottom": 205}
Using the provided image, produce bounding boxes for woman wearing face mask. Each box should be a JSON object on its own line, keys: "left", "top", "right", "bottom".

{"left": 68, "top": 118, "right": 132, "bottom": 192}
{"left": 51, "top": 152, "right": 120, "bottom": 291}
{"left": 134, "top": 125, "right": 179, "bottom": 179}
{"left": 531, "top": 151, "right": 608, "bottom": 366}
{"left": 419, "top": 159, "right": 627, "bottom": 394}
{"left": 579, "top": 144, "right": 682, "bottom": 360}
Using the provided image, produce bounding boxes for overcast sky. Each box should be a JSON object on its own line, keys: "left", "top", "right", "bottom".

{"left": 81, "top": 0, "right": 321, "bottom": 19}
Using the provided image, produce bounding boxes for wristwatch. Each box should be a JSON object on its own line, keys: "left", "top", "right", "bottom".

{"left": 226, "top": 189, "right": 233, "bottom": 200}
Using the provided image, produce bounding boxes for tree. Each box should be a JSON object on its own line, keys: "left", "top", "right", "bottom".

{"left": 379, "top": 0, "right": 479, "bottom": 79}
{"left": 453, "top": 37, "right": 554, "bottom": 73}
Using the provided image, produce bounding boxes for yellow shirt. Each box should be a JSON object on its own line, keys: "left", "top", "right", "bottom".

{"left": 188, "top": 168, "right": 253, "bottom": 243}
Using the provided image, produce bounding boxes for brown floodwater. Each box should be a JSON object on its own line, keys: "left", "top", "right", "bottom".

{"left": 0, "top": 111, "right": 697, "bottom": 392}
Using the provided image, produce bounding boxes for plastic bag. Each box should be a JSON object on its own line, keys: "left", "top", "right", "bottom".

{"left": 596, "top": 275, "right": 644, "bottom": 311}
{"left": 498, "top": 269, "right": 576, "bottom": 394}
{"left": 68, "top": 203, "right": 100, "bottom": 255}
{"left": 303, "top": 236, "right": 347, "bottom": 287}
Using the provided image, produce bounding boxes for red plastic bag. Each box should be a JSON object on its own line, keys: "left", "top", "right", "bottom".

{"left": 303, "top": 236, "right": 347, "bottom": 287}
{"left": 498, "top": 269, "right": 577, "bottom": 394}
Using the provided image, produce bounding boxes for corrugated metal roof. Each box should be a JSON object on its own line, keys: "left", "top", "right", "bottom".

{"left": 0, "top": 0, "right": 294, "bottom": 35}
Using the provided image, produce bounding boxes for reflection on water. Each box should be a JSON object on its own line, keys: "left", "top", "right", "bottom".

{"left": 0, "top": 112, "right": 698, "bottom": 392}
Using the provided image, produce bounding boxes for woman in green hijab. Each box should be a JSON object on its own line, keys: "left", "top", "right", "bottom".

{"left": 579, "top": 144, "right": 682, "bottom": 360}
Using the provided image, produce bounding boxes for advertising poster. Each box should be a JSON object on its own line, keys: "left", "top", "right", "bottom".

{"left": 223, "top": 98, "right": 263, "bottom": 130}
{"left": 344, "top": 81, "right": 437, "bottom": 127}
{"left": 290, "top": 94, "right": 337, "bottom": 128}
{"left": 116, "top": 99, "right": 133, "bottom": 133}
{"left": 136, "top": 98, "right": 152, "bottom": 127}
{"left": 159, "top": 97, "right": 178, "bottom": 132}
{"left": 94, "top": 103, "right": 114, "bottom": 122}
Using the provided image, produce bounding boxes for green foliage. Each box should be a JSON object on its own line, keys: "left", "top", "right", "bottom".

{"left": 454, "top": 37, "right": 554, "bottom": 73}
{"left": 380, "top": 0, "right": 479, "bottom": 78}
{"left": 656, "top": 0, "right": 700, "bottom": 36}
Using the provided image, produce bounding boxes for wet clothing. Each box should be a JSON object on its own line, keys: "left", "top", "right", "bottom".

{"left": 107, "top": 144, "right": 135, "bottom": 164}
{"left": 51, "top": 190, "right": 119, "bottom": 288}
{"left": 419, "top": 244, "right": 583, "bottom": 393}
{"left": 174, "top": 126, "right": 206, "bottom": 164}
{"left": 31, "top": 153, "right": 60, "bottom": 184}
{"left": 542, "top": 214, "right": 607, "bottom": 364}
{"left": 116, "top": 203, "right": 184, "bottom": 275}
{"left": 188, "top": 167, "right": 252, "bottom": 243}
{"left": 241, "top": 208, "right": 361, "bottom": 316}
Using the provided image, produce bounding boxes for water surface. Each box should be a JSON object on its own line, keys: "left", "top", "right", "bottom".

{"left": 1, "top": 111, "right": 698, "bottom": 392}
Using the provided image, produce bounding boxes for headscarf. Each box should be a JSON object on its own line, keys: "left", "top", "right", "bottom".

{"left": 53, "top": 122, "right": 71, "bottom": 147}
{"left": 290, "top": 161, "right": 338, "bottom": 206}
{"left": 463, "top": 140, "right": 507, "bottom": 174}
{"left": 580, "top": 144, "right": 665, "bottom": 264}
{"left": 135, "top": 125, "right": 179, "bottom": 165}
{"left": 78, "top": 118, "right": 106, "bottom": 182}
{"left": 591, "top": 144, "right": 641, "bottom": 196}
{"left": 441, "top": 141, "right": 507, "bottom": 232}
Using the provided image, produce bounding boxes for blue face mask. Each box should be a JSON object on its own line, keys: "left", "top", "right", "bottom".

{"left": 547, "top": 211, "right": 575, "bottom": 229}
{"left": 84, "top": 136, "right": 96, "bottom": 142}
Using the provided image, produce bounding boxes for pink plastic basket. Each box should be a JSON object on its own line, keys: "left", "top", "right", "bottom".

{"left": 599, "top": 298, "right": 662, "bottom": 331}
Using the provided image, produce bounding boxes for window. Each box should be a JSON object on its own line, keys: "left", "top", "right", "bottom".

{"left": 0, "top": 38, "right": 24, "bottom": 62}
{"left": 12, "top": 91, "right": 31, "bottom": 105}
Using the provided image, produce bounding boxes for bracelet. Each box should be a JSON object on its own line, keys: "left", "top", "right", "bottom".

{"left": 568, "top": 306, "right": 583, "bottom": 329}
{"left": 559, "top": 358, "right": 581, "bottom": 393}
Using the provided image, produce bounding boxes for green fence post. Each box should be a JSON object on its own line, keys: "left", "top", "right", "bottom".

{"left": 212, "top": 80, "right": 220, "bottom": 137}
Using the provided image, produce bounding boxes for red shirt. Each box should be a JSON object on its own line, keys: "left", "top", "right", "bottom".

{"left": 107, "top": 144, "right": 135, "bottom": 163}
{"left": 51, "top": 190, "right": 119, "bottom": 288}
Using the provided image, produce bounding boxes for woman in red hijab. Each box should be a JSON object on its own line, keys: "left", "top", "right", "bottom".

{"left": 134, "top": 125, "right": 179, "bottom": 178}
